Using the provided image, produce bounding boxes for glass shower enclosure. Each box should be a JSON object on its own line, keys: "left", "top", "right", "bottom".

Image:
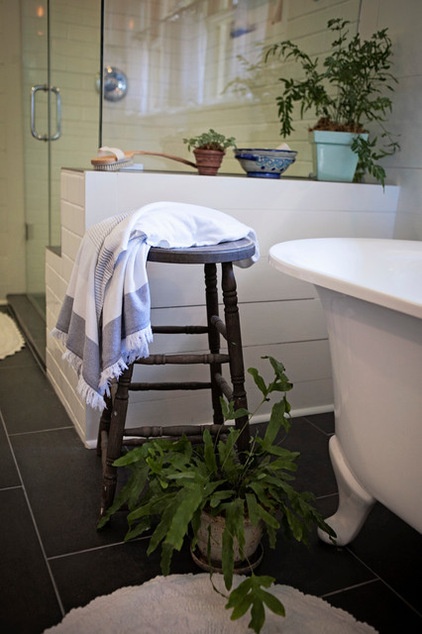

{"left": 21, "top": 0, "right": 102, "bottom": 309}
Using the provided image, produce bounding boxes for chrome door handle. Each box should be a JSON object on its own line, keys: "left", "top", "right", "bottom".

{"left": 50, "top": 85, "right": 62, "bottom": 140}
{"left": 30, "top": 84, "right": 62, "bottom": 141}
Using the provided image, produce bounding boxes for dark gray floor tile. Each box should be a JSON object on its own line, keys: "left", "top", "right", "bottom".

{"left": 7, "top": 295, "right": 46, "bottom": 369}
{"left": 325, "top": 579, "right": 422, "bottom": 634}
{"left": 283, "top": 417, "right": 337, "bottom": 497}
{"left": 0, "top": 488, "right": 63, "bottom": 633}
{"left": 259, "top": 526, "right": 376, "bottom": 599}
{"left": 49, "top": 538, "right": 199, "bottom": 617}
{"left": 0, "top": 345, "right": 35, "bottom": 369}
{"left": 347, "top": 503, "right": 422, "bottom": 613}
{"left": 1, "top": 309, "right": 420, "bottom": 634}
{"left": 0, "top": 365, "right": 72, "bottom": 434}
{"left": 303, "top": 411, "right": 335, "bottom": 434}
{"left": 11, "top": 428, "right": 131, "bottom": 557}
{"left": 0, "top": 307, "right": 35, "bottom": 369}
{"left": 0, "top": 418, "right": 19, "bottom": 488}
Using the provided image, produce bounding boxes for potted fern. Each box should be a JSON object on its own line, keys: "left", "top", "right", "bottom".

{"left": 183, "top": 128, "right": 237, "bottom": 175}
{"left": 98, "top": 356, "right": 335, "bottom": 633}
{"left": 265, "top": 18, "right": 400, "bottom": 185}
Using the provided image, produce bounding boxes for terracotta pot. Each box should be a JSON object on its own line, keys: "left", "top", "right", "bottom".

{"left": 196, "top": 510, "right": 263, "bottom": 565}
{"left": 193, "top": 148, "right": 225, "bottom": 175}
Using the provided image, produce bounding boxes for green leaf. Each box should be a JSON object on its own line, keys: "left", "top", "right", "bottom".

{"left": 209, "top": 489, "right": 236, "bottom": 508}
{"left": 245, "top": 493, "right": 260, "bottom": 526}
{"left": 257, "top": 504, "right": 280, "bottom": 529}
{"left": 229, "top": 594, "right": 253, "bottom": 620}
{"left": 160, "top": 541, "right": 174, "bottom": 576}
{"left": 226, "top": 577, "right": 252, "bottom": 607}
{"left": 263, "top": 400, "right": 290, "bottom": 446}
{"left": 146, "top": 503, "right": 177, "bottom": 554}
{"left": 226, "top": 576, "right": 285, "bottom": 633}
{"left": 248, "top": 367, "right": 268, "bottom": 398}
{"left": 259, "top": 588, "right": 285, "bottom": 616}
{"left": 249, "top": 598, "right": 265, "bottom": 633}
{"left": 203, "top": 428, "right": 217, "bottom": 473}
{"left": 165, "top": 484, "right": 204, "bottom": 550}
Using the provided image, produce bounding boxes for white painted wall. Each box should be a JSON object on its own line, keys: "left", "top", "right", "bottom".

{"left": 359, "top": 0, "right": 422, "bottom": 239}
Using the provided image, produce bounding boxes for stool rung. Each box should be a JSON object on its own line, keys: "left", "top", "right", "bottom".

{"left": 211, "top": 315, "right": 227, "bottom": 338}
{"left": 134, "top": 353, "right": 230, "bottom": 365}
{"left": 152, "top": 325, "right": 208, "bottom": 335}
{"left": 123, "top": 423, "right": 227, "bottom": 438}
{"left": 123, "top": 435, "right": 210, "bottom": 446}
{"left": 98, "top": 245, "right": 252, "bottom": 517}
{"left": 214, "top": 372, "right": 233, "bottom": 400}
{"left": 129, "top": 381, "right": 212, "bottom": 391}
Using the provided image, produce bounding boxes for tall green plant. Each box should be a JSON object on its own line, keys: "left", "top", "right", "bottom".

{"left": 98, "top": 356, "right": 335, "bottom": 633}
{"left": 265, "top": 18, "right": 400, "bottom": 185}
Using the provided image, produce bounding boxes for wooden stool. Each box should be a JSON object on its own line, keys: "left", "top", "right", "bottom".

{"left": 97, "top": 237, "right": 256, "bottom": 516}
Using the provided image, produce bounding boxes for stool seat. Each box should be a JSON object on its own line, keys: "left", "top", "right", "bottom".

{"left": 147, "top": 237, "right": 256, "bottom": 264}
{"left": 97, "top": 237, "right": 255, "bottom": 517}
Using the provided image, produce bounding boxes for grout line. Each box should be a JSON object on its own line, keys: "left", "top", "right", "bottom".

{"left": 0, "top": 484, "right": 22, "bottom": 493}
{"left": 46, "top": 536, "right": 149, "bottom": 561}
{"left": 8, "top": 426, "right": 74, "bottom": 437}
{"left": 0, "top": 408, "right": 66, "bottom": 618}
{"left": 345, "top": 546, "right": 422, "bottom": 619}
{"left": 321, "top": 577, "right": 379, "bottom": 598}
{"left": 315, "top": 491, "right": 338, "bottom": 501}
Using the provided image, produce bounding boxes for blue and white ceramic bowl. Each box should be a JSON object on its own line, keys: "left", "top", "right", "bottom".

{"left": 234, "top": 148, "right": 297, "bottom": 178}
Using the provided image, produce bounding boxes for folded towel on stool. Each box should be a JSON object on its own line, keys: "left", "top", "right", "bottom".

{"left": 52, "top": 201, "right": 259, "bottom": 411}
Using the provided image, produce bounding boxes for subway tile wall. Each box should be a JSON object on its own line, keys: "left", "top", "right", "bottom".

{"left": 102, "top": 0, "right": 361, "bottom": 177}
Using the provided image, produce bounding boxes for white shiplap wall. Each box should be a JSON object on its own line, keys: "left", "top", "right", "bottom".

{"left": 46, "top": 169, "right": 399, "bottom": 447}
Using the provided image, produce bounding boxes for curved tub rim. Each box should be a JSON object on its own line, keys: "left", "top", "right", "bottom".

{"left": 268, "top": 237, "right": 422, "bottom": 320}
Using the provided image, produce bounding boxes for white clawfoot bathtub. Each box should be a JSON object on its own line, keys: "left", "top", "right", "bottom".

{"left": 269, "top": 238, "right": 422, "bottom": 546}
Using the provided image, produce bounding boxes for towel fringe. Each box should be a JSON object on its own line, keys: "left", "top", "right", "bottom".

{"left": 51, "top": 327, "right": 68, "bottom": 345}
{"left": 124, "top": 326, "right": 153, "bottom": 365}
{"left": 62, "top": 348, "right": 83, "bottom": 375}
{"left": 99, "top": 358, "right": 129, "bottom": 392}
{"left": 97, "top": 325, "right": 153, "bottom": 396}
{"left": 77, "top": 376, "right": 107, "bottom": 411}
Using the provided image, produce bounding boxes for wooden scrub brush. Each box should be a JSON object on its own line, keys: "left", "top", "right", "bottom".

{"left": 91, "top": 146, "right": 197, "bottom": 171}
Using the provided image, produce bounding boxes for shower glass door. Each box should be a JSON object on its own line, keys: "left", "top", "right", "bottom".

{"left": 22, "top": 0, "right": 102, "bottom": 302}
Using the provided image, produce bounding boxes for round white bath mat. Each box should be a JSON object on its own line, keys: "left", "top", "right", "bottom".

{"left": 44, "top": 573, "right": 377, "bottom": 633}
{"left": 0, "top": 313, "right": 25, "bottom": 360}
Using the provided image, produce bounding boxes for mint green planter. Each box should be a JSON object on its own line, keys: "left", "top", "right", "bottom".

{"left": 310, "top": 131, "right": 368, "bottom": 182}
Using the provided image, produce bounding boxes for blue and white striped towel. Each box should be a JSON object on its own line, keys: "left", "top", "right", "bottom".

{"left": 52, "top": 201, "right": 259, "bottom": 411}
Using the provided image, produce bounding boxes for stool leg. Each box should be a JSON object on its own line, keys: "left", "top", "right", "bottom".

{"left": 97, "top": 394, "right": 112, "bottom": 457}
{"left": 204, "top": 262, "right": 224, "bottom": 424}
{"left": 221, "top": 261, "right": 250, "bottom": 450}
{"left": 100, "top": 364, "right": 134, "bottom": 517}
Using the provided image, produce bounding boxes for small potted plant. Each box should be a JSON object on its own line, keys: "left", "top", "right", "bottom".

{"left": 98, "top": 356, "right": 335, "bottom": 633}
{"left": 265, "top": 18, "right": 400, "bottom": 185}
{"left": 183, "top": 128, "right": 237, "bottom": 175}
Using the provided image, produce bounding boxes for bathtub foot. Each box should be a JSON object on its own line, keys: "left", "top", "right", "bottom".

{"left": 318, "top": 435, "right": 376, "bottom": 546}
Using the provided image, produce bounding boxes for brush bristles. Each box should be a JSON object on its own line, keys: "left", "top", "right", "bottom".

{"left": 91, "top": 158, "right": 133, "bottom": 171}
